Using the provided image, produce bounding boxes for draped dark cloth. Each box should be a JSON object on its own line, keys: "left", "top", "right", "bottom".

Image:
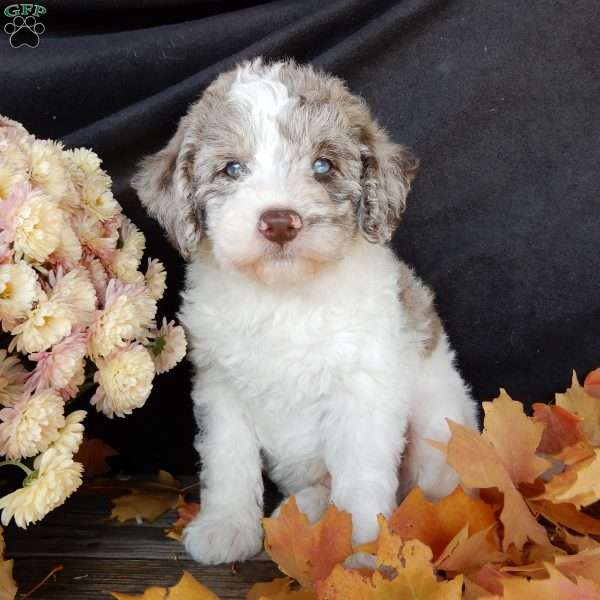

{"left": 1, "top": 0, "right": 599, "bottom": 472}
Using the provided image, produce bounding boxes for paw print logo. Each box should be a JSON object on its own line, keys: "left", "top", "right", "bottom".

{"left": 4, "top": 15, "right": 45, "bottom": 48}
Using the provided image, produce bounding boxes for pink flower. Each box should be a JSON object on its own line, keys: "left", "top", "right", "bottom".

{"left": 26, "top": 329, "right": 87, "bottom": 399}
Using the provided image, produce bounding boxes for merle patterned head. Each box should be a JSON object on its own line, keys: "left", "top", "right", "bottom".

{"left": 132, "top": 58, "right": 418, "bottom": 285}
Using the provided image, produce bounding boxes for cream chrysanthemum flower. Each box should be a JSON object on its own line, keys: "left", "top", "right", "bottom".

{"left": 49, "top": 267, "right": 97, "bottom": 327}
{"left": 75, "top": 211, "right": 118, "bottom": 260}
{"left": 11, "top": 268, "right": 96, "bottom": 354}
{"left": 68, "top": 148, "right": 102, "bottom": 176}
{"left": 13, "top": 188, "right": 64, "bottom": 263}
{"left": 81, "top": 176, "right": 119, "bottom": 221}
{"left": 26, "top": 330, "right": 87, "bottom": 398}
{"left": 0, "top": 448, "right": 82, "bottom": 527}
{"left": 110, "top": 218, "right": 146, "bottom": 283}
{"left": 145, "top": 259, "right": 167, "bottom": 301}
{"left": 51, "top": 221, "right": 82, "bottom": 268}
{"left": 50, "top": 410, "right": 86, "bottom": 455}
{"left": 0, "top": 390, "right": 65, "bottom": 459}
{"left": 149, "top": 319, "right": 187, "bottom": 374}
{"left": 27, "top": 139, "right": 74, "bottom": 205}
{"left": 0, "top": 160, "right": 25, "bottom": 201}
{"left": 91, "top": 344, "right": 155, "bottom": 418}
{"left": 88, "top": 279, "right": 156, "bottom": 359}
{"left": 10, "top": 295, "right": 71, "bottom": 354}
{"left": 0, "top": 350, "right": 28, "bottom": 407}
{"left": 0, "top": 261, "right": 39, "bottom": 330}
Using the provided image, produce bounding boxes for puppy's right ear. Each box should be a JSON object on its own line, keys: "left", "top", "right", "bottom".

{"left": 132, "top": 116, "right": 202, "bottom": 261}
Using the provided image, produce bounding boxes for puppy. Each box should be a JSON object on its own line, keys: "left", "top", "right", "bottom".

{"left": 133, "top": 57, "right": 478, "bottom": 565}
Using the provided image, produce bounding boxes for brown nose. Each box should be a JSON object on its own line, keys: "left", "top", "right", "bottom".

{"left": 258, "top": 209, "right": 303, "bottom": 245}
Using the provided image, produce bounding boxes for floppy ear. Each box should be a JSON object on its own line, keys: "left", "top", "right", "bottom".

{"left": 131, "top": 115, "right": 202, "bottom": 261}
{"left": 358, "top": 124, "right": 419, "bottom": 244}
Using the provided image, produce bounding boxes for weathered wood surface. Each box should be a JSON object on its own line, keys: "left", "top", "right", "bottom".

{"left": 5, "top": 480, "right": 282, "bottom": 599}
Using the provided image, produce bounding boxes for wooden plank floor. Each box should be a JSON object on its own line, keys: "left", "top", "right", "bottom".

{"left": 4, "top": 480, "right": 282, "bottom": 599}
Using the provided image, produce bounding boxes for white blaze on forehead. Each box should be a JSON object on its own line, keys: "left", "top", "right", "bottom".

{"left": 229, "top": 64, "right": 292, "bottom": 178}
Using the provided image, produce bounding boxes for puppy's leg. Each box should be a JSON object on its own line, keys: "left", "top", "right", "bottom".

{"left": 322, "top": 384, "right": 408, "bottom": 546}
{"left": 400, "top": 338, "right": 479, "bottom": 501}
{"left": 184, "top": 380, "right": 263, "bottom": 564}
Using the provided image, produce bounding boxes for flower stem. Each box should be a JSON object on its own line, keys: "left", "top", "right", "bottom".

{"left": 0, "top": 459, "right": 34, "bottom": 477}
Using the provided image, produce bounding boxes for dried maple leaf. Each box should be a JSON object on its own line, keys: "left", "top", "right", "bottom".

{"left": 555, "top": 547, "right": 600, "bottom": 584}
{"left": 110, "top": 471, "right": 184, "bottom": 524}
{"left": 584, "top": 368, "right": 600, "bottom": 399}
{"left": 541, "top": 449, "right": 600, "bottom": 508}
{"left": 111, "top": 570, "right": 218, "bottom": 600}
{"left": 436, "top": 525, "right": 505, "bottom": 574}
{"left": 480, "top": 563, "right": 600, "bottom": 599}
{"left": 431, "top": 418, "right": 549, "bottom": 551}
{"left": 246, "top": 577, "right": 317, "bottom": 599}
{"left": 263, "top": 497, "right": 353, "bottom": 589}
{"left": 390, "top": 486, "right": 497, "bottom": 558}
{"left": 468, "top": 564, "right": 506, "bottom": 596}
{"left": 556, "top": 372, "right": 600, "bottom": 445}
{"left": 165, "top": 502, "right": 200, "bottom": 541}
{"left": 463, "top": 577, "right": 492, "bottom": 600}
{"left": 482, "top": 390, "right": 552, "bottom": 484}
{"left": 317, "top": 519, "right": 462, "bottom": 599}
{"left": 532, "top": 404, "right": 586, "bottom": 455}
{"left": 528, "top": 499, "right": 600, "bottom": 535}
{"left": 556, "top": 528, "right": 600, "bottom": 552}
{"left": 74, "top": 437, "right": 118, "bottom": 478}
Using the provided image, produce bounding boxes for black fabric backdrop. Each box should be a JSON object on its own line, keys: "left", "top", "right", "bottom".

{"left": 1, "top": 0, "right": 599, "bottom": 473}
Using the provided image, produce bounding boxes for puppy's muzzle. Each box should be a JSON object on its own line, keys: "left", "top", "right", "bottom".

{"left": 258, "top": 209, "right": 303, "bottom": 246}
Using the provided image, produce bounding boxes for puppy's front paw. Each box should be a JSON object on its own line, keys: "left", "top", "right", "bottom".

{"left": 183, "top": 510, "right": 263, "bottom": 564}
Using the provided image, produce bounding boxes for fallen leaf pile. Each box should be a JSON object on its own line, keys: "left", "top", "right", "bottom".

{"left": 107, "top": 368, "right": 600, "bottom": 599}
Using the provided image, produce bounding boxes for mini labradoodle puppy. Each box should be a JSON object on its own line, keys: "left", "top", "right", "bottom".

{"left": 133, "top": 57, "right": 478, "bottom": 565}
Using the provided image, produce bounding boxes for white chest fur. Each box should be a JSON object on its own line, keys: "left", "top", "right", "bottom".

{"left": 179, "top": 240, "right": 421, "bottom": 455}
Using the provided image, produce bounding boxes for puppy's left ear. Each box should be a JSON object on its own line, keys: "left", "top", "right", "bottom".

{"left": 358, "top": 125, "right": 419, "bottom": 244}
{"left": 132, "top": 114, "right": 202, "bottom": 261}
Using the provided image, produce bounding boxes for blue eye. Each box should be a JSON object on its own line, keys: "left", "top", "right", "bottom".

{"left": 312, "top": 158, "right": 332, "bottom": 175}
{"left": 224, "top": 161, "right": 243, "bottom": 178}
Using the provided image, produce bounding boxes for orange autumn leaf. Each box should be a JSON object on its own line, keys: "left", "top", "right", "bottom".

{"left": 110, "top": 570, "right": 219, "bottom": 600}
{"left": 528, "top": 499, "right": 600, "bottom": 535}
{"left": 246, "top": 577, "right": 317, "bottom": 600}
{"left": 463, "top": 578, "right": 492, "bottom": 600}
{"left": 317, "top": 521, "right": 462, "bottom": 600}
{"left": 74, "top": 437, "right": 118, "bottom": 478}
{"left": 469, "top": 564, "right": 507, "bottom": 596}
{"left": 315, "top": 566, "right": 376, "bottom": 599}
{"left": 389, "top": 486, "right": 497, "bottom": 558}
{"left": 556, "top": 372, "right": 600, "bottom": 445}
{"left": 482, "top": 390, "right": 552, "bottom": 484}
{"left": 541, "top": 448, "right": 600, "bottom": 508}
{"left": 480, "top": 563, "right": 600, "bottom": 599}
{"left": 436, "top": 524, "right": 505, "bottom": 574}
{"left": 432, "top": 419, "right": 549, "bottom": 551}
{"left": 532, "top": 403, "right": 585, "bottom": 455}
{"left": 584, "top": 368, "right": 600, "bottom": 399}
{"left": 165, "top": 502, "right": 200, "bottom": 541}
{"left": 555, "top": 547, "right": 600, "bottom": 584}
{"left": 110, "top": 471, "right": 184, "bottom": 524}
{"left": 263, "top": 497, "right": 353, "bottom": 589}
